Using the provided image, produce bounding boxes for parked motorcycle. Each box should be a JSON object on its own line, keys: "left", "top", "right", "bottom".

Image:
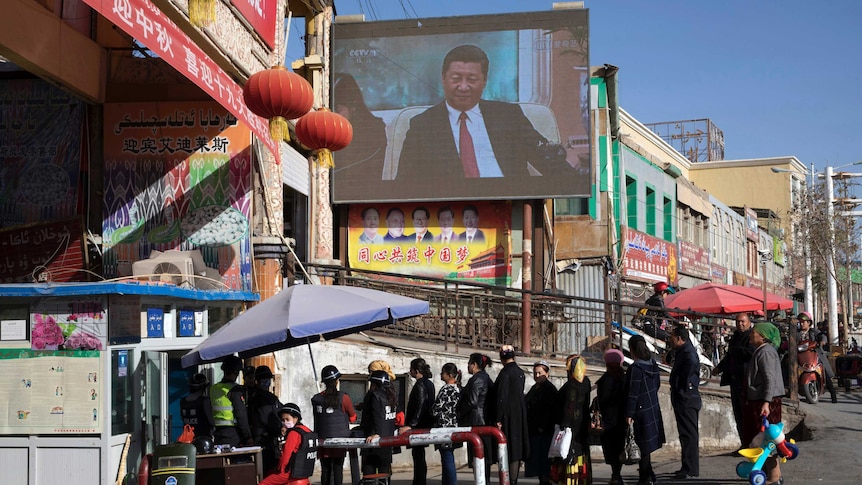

{"left": 796, "top": 340, "right": 825, "bottom": 404}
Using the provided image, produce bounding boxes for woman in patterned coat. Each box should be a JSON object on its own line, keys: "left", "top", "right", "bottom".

{"left": 432, "top": 362, "right": 462, "bottom": 485}
{"left": 625, "top": 335, "right": 666, "bottom": 485}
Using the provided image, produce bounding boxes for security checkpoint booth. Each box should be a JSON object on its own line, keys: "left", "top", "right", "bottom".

{"left": 0, "top": 282, "right": 255, "bottom": 484}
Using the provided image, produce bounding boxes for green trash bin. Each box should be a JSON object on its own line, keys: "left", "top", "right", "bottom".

{"left": 151, "top": 443, "right": 196, "bottom": 485}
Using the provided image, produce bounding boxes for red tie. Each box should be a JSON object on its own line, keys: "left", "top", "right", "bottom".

{"left": 459, "top": 112, "right": 479, "bottom": 177}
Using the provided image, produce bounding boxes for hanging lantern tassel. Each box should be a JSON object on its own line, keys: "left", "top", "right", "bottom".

{"left": 295, "top": 109, "right": 353, "bottom": 170}
{"left": 188, "top": 0, "right": 216, "bottom": 27}
{"left": 315, "top": 149, "right": 334, "bottom": 169}
{"left": 269, "top": 116, "right": 290, "bottom": 143}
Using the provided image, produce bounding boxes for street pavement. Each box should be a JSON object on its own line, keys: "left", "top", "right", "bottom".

{"left": 324, "top": 387, "right": 862, "bottom": 484}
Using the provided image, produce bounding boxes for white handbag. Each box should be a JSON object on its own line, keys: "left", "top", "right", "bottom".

{"left": 548, "top": 424, "right": 572, "bottom": 459}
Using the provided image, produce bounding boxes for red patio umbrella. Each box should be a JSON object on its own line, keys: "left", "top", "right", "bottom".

{"left": 663, "top": 282, "right": 794, "bottom": 315}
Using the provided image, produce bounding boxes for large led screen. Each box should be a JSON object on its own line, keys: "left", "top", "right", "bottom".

{"left": 332, "top": 10, "right": 591, "bottom": 203}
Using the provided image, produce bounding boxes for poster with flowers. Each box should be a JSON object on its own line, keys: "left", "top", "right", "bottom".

{"left": 30, "top": 298, "right": 107, "bottom": 351}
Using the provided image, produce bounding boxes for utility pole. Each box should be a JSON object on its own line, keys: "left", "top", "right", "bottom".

{"left": 826, "top": 166, "right": 839, "bottom": 347}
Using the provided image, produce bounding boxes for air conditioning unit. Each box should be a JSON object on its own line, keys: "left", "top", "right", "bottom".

{"left": 131, "top": 249, "right": 224, "bottom": 289}
{"left": 132, "top": 254, "right": 195, "bottom": 287}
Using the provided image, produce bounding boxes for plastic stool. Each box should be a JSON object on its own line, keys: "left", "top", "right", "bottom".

{"left": 360, "top": 472, "right": 390, "bottom": 485}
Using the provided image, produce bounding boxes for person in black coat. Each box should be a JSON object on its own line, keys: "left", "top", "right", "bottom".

{"left": 524, "top": 361, "right": 558, "bottom": 485}
{"left": 360, "top": 371, "right": 397, "bottom": 477}
{"left": 713, "top": 312, "right": 754, "bottom": 445}
{"left": 399, "top": 358, "right": 436, "bottom": 485}
{"left": 180, "top": 372, "right": 214, "bottom": 438}
{"left": 495, "top": 345, "right": 529, "bottom": 485}
{"left": 669, "top": 326, "right": 702, "bottom": 479}
{"left": 248, "top": 366, "right": 284, "bottom": 474}
{"left": 625, "top": 336, "right": 666, "bottom": 485}
{"left": 596, "top": 349, "right": 627, "bottom": 485}
{"left": 641, "top": 282, "right": 671, "bottom": 341}
{"left": 457, "top": 353, "right": 494, "bottom": 485}
{"left": 556, "top": 354, "right": 592, "bottom": 482}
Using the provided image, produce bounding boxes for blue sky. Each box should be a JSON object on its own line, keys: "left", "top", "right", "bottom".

{"left": 287, "top": 0, "right": 862, "bottom": 173}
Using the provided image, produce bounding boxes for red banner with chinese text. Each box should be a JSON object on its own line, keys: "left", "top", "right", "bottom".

{"left": 622, "top": 227, "right": 678, "bottom": 285}
{"left": 230, "top": 0, "right": 278, "bottom": 49}
{"left": 678, "top": 240, "right": 710, "bottom": 280}
{"left": 81, "top": 0, "right": 279, "bottom": 160}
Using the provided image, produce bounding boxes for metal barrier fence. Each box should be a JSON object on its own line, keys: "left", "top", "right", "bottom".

{"left": 304, "top": 263, "right": 746, "bottom": 361}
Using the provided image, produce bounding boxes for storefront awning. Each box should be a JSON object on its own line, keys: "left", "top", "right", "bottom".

{"left": 0, "top": 282, "right": 258, "bottom": 301}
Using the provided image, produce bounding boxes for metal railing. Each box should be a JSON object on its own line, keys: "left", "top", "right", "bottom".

{"left": 303, "top": 263, "right": 741, "bottom": 359}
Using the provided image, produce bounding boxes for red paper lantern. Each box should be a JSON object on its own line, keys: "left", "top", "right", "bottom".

{"left": 295, "top": 108, "right": 353, "bottom": 168}
{"left": 243, "top": 66, "right": 314, "bottom": 144}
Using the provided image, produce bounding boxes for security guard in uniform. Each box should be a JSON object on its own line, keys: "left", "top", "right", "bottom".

{"left": 211, "top": 355, "right": 253, "bottom": 448}
{"left": 260, "top": 403, "right": 319, "bottom": 485}
{"left": 180, "top": 372, "right": 213, "bottom": 438}
{"left": 249, "top": 365, "right": 284, "bottom": 473}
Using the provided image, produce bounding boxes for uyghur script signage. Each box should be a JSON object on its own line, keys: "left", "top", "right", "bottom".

{"left": 81, "top": 0, "right": 279, "bottom": 160}
{"left": 678, "top": 240, "right": 710, "bottom": 279}
{"left": 0, "top": 219, "right": 84, "bottom": 283}
{"left": 622, "top": 227, "right": 678, "bottom": 285}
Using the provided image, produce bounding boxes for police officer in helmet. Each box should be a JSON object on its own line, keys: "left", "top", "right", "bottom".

{"left": 259, "top": 403, "right": 319, "bottom": 485}
{"left": 249, "top": 365, "right": 284, "bottom": 473}
{"left": 210, "top": 355, "right": 253, "bottom": 448}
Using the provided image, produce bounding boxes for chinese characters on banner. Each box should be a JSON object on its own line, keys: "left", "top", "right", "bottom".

{"left": 622, "top": 227, "right": 678, "bottom": 285}
{"left": 102, "top": 102, "right": 253, "bottom": 291}
{"left": 349, "top": 202, "right": 512, "bottom": 285}
{"left": 678, "top": 240, "right": 710, "bottom": 280}
{"left": 82, "top": 0, "right": 279, "bottom": 160}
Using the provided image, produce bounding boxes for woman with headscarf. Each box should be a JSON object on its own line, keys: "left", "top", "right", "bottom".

{"left": 524, "top": 360, "right": 557, "bottom": 485}
{"left": 596, "top": 349, "right": 627, "bottom": 485}
{"left": 555, "top": 354, "right": 592, "bottom": 484}
{"left": 457, "top": 353, "right": 495, "bottom": 485}
{"left": 743, "top": 322, "right": 785, "bottom": 485}
{"left": 625, "top": 335, "right": 665, "bottom": 485}
{"left": 311, "top": 365, "right": 357, "bottom": 485}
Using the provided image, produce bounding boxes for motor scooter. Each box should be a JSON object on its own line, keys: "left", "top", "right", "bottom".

{"left": 797, "top": 340, "right": 825, "bottom": 404}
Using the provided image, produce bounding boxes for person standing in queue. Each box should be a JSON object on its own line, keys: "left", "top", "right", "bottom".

{"left": 211, "top": 355, "right": 253, "bottom": 448}
{"left": 259, "top": 403, "right": 319, "bottom": 485}
{"left": 596, "top": 349, "right": 627, "bottom": 485}
{"left": 495, "top": 345, "right": 529, "bottom": 485}
{"left": 249, "top": 365, "right": 284, "bottom": 474}
{"left": 524, "top": 361, "right": 558, "bottom": 485}
{"left": 360, "top": 370, "right": 397, "bottom": 478}
{"left": 311, "top": 365, "right": 357, "bottom": 485}
{"left": 399, "top": 358, "right": 436, "bottom": 485}
{"left": 180, "top": 372, "right": 213, "bottom": 439}
{"left": 625, "top": 336, "right": 665, "bottom": 485}
{"left": 713, "top": 312, "right": 754, "bottom": 446}
{"left": 457, "top": 353, "right": 494, "bottom": 485}
{"left": 668, "top": 326, "right": 702, "bottom": 480}
{"left": 432, "top": 363, "right": 462, "bottom": 485}
{"left": 555, "top": 354, "right": 592, "bottom": 484}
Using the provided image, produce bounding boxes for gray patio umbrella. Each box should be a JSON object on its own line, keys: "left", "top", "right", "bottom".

{"left": 181, "top": 284, "right": 429, "bottom": 368}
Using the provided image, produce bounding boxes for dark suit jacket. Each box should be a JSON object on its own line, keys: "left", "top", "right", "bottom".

{"left": 407, "top": 231, "right": 434, "bottom": 243}
{"left": 397, "top": 100, "right": 569, "bottom": 181}
{"left": 383, "top": 233, "right": 410, "bottom": 242}
{"left": 457, "top": 229, "right": 486, "bottom": 243}
{"left": 669, "top": 340, "right": 702, "bottom": 411}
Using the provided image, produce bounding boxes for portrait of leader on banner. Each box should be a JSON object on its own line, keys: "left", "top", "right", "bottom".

{"left": 331, "top": 10, "right": 591, "bottom": 203}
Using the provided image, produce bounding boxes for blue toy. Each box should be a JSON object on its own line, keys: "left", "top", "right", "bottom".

{"left": 736, "top": 417, "right": 799, "bottom": 485}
